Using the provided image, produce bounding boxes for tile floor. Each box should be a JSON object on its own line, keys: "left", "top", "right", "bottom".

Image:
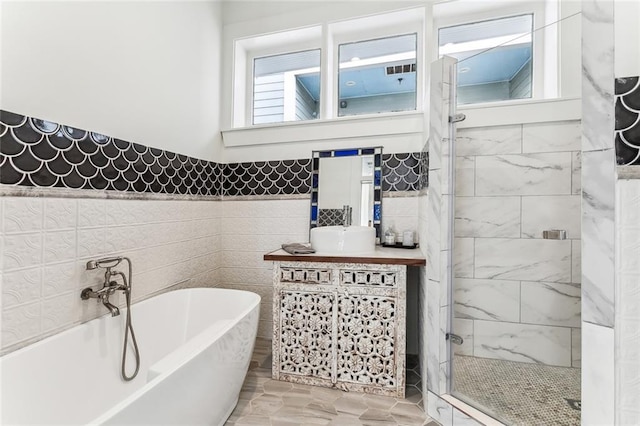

{"left": 453, "top": 355, "right": 581, "bottom": 426}
{"left": 225, "top": 338, "right": 437, "bottom": 426}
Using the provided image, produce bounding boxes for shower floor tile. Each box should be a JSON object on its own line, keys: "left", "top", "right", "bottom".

{"left": 453, "top": 355, "right": 581, "bottom": 426}
{"left": 226, "top": 338, "right": 434, "bottom": 426}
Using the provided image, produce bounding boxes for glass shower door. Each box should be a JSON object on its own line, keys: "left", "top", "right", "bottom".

{"left": 447, "top": 59, "right": 582, "bottom": 426}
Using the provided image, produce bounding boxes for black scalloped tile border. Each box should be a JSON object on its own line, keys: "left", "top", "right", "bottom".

{"left": 615, "top": 76, "right": 640, "bottom": 166}
{"left": 223, "top": 159, "right": 312, "bottom": 196}
{"left": 0, "top": 110, "right": 223, "bottom": 196}
{"left": 318, "top": 209, "right": 344, "bottom": 227}
{"left": 1, "top": 110, "right": 427, "bottom": 197}
{"left": 382, "top": 152, "right": 422, "bottom": 191}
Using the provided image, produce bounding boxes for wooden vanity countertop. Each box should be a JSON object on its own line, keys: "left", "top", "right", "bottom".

{"left": 264, "top": 246, "right": 426, "bottom": 266}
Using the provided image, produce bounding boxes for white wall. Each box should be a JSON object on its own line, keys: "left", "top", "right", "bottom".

{"left": 615, "top": 0, "right": 640, "bottom": 77}
{"left": 0, "top": 1, "right": 223, "bottom": 162}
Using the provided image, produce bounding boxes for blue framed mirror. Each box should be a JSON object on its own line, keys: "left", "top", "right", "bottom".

{"left": 310, "top": 147, "right": 383, "bottom": 239}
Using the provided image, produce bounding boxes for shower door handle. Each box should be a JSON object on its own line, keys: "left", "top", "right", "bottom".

{"left": 446, "top": 333, "right": 464, "bottom": 345}
{"left": 449, "top": 113, "right": 466, "bottom": 123}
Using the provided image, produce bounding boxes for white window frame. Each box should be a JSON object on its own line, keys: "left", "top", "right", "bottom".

{"left": 250, "top": 48, "right": 321, "bottom": 125}
{"left": 433, "top": 1, "right": 553, "bottom": 105}
{"left": 234, "top": 26, "right": 322, "bottom": 128}
{"left": 231, "top": 8, "right": 425, "bottom": 129}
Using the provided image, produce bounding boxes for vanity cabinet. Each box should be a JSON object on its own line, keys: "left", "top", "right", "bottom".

{"left": 270, "top": 261, "right": 407, "bottom": 397}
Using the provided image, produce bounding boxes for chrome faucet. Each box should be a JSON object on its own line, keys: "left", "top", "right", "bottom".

{"left": 81, "top": 257, "right": 129, "bottom": 317}
{"left": 342, "top": 205, "right": 352, "bottom": 227}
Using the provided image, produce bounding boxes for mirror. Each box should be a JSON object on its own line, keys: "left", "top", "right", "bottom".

{"left": 310, "top": 147, "right": 382, "bottom": 238}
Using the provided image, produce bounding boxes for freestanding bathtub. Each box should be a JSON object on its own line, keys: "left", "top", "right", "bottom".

{"left": 0, "top": 288, "right": 260, "bottom": 425}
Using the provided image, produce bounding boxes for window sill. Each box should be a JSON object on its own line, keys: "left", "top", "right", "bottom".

{"left": 221, "top": 111, "right": 424, "bottom": 147}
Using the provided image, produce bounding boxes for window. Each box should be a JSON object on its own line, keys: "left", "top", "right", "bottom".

{"left": 253, "top": 50, "right": 321, "bottom": 125}
{"left": 230, "top": 8, "right": 424, "bottom": 129}
{"left": 439, "top": 14, "right": 533, "bottom": 105}
{"left": 338, "top": 34, "right": 417, "bottom": 117}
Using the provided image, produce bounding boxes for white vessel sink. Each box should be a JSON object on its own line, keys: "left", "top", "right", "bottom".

{"left": 310, "top": 226, "right": 376, "bottom": 254}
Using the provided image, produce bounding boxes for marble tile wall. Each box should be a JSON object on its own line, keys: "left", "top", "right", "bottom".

{"left": 581, "top": 2, "right": 617, "bottom": 425}
{"left": 424, "top": 56, "right": 456, "bottom": 404}
{"left": 0, "top": 197, "right": 220, "bottom": 354}
{"left": 452, "top": 121, "right": 582, "bottom": 368}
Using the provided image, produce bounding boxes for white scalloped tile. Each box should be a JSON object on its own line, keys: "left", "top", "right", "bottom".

{"left": 2, "top": 267, "right": 42, "bottom": 308}
{"left": 44, "top": 198, "right": 77, "bottom": 230}
{"left": 2, "top": 301, "right": 41, "bottom": 348}
{"left": 2, "top": 232, "right": 43, "bottom": 271}
{"left": 3, "top": 198, "right": 43, "bottom": 233}
{"left": 44, "top": 230, "right": 76, "bottom": 264}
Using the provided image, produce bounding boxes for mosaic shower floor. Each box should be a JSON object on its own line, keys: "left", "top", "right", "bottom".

{"left": 225, "top": 338, "right": 436, "bottom": 426}
{"left": 453, "top": 355, "right": 581, "bottom": 426}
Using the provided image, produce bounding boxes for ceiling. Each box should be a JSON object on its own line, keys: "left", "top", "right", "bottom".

{"left": 296, "top": 43, "right": 530, "bottom": 100}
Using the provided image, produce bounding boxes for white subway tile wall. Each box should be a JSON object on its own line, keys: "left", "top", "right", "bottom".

{"left": 0, "top": 197, "right": 220, "bottom": 353}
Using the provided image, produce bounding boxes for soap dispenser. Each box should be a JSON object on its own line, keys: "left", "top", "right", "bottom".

{"left": 384, "top": 227, "right": 396, "bottom": 245}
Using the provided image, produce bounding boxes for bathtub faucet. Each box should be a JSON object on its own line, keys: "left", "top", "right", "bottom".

{"left": 81, "top": 257, "right": 131, "bottom": 317}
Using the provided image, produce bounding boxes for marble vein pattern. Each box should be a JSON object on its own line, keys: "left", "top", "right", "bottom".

{"left": 520, "top": 195, "right": 581, "bottom": 239}
{"left": 581, "top": 149, "right": 616, "bottom": 326}
{"left": 580, "top": 15, "right": 617, "bottom": 426}
{"left": 454, "top": 197, "right": 520, "bottom": 238}
{"left": 520, "top": 281, "right": 581, "bottom": 327}
{"left": 581, "top": 0, "right": 614, "bottom": 153}
{"left": 454, "top": 278, "right": 520, "bottom": 322}
{"left": 427, "top": 392, "right": 453, "bottom": 426}
{"left": 571, "top": 152, "right": 581, "bottom": 195}
{"left": 475, "top": 153, "right": 572, "bottom": 196}
{"left": 474, "top": 238, "right": 571, "bottom": 282}
{"left": 522, "top": 121, "right": 581, "bottom": 153}
{"left": 455, "top": 156, "right": 475, "bottom": 196}
{"left": 456, "top": 125, "right": 522, "bottom": 156}
{"left": 452, "top": 318, "right": 473, "bottom": 356}
{"left": 473, "top": 320, "right": 572, "bottom": 367}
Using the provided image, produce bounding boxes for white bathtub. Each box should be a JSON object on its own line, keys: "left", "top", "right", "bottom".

{"left": 0, "top": 288, "right": 260, "bottom": 425}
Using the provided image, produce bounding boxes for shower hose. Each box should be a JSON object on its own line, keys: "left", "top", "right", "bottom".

{"left": 118, "top": 258, "right": 140, "bottom": 381}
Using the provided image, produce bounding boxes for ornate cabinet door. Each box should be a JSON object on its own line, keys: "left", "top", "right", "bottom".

{"left": 276, "top": 289, "right": 335, "bottom": 385}
{"left": 336, "top": 293, "right": 400, "bottom": 394}
{"left": 272, "top": 261, "right": 406, "bottom": 397}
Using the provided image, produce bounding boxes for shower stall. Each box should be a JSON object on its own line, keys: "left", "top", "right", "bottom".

{"left": 425, "top": 45, "right": 582, "bottom": 426}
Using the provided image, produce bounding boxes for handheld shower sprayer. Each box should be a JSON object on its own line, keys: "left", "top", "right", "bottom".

{"left": 86, "top": 256, "right": 123, "bottom": 271}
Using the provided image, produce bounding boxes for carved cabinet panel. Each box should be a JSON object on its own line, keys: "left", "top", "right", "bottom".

{"left": 279, "top": 290, "right": 334, "bottom": 380}
{"left": 272, "top": 261, "right": 406, "bottom": 397}
{"left": 336, "top": 294, "right": 397, "bottom": 389}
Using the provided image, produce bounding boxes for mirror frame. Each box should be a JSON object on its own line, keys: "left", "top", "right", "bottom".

{"left": 310, "top": 147, "right": 383, "bottom": 239}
